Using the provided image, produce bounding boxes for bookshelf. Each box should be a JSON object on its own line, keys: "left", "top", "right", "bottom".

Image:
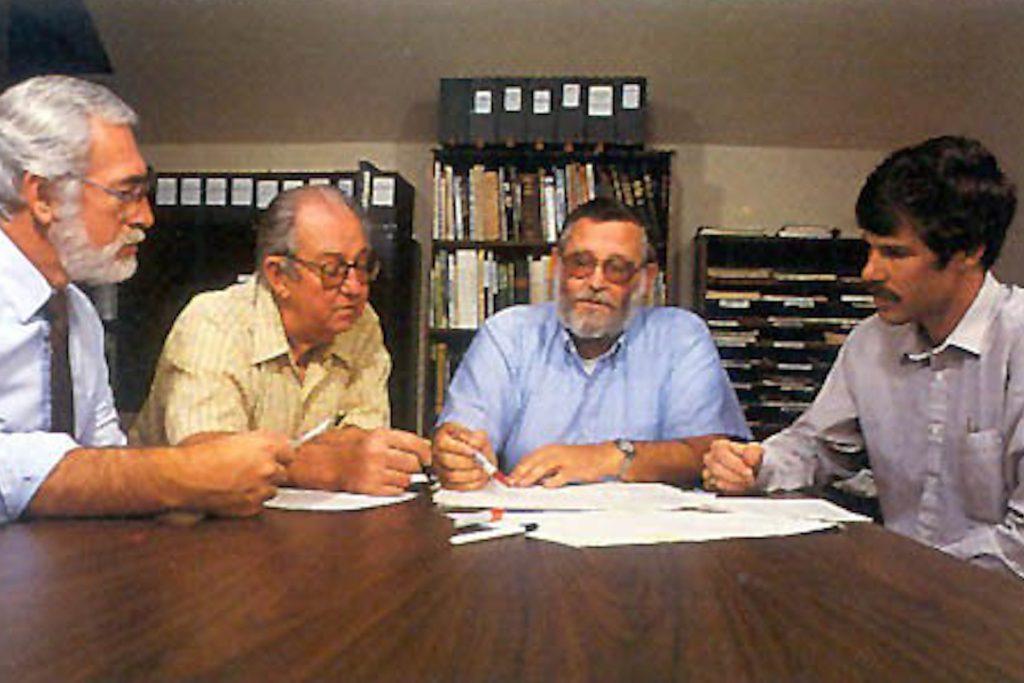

{"left": 419, "top": 146, "right": 674, "bottom": 432}
{"left": 117, "top": 163, "right": 419, "bottom": 432}
{"left": 693, "top": 230, "right": 874, "bottom": 441}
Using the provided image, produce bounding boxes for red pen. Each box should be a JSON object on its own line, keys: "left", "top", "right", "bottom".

{"left": 472, "top": 450, "right": 511, "bottom": 486}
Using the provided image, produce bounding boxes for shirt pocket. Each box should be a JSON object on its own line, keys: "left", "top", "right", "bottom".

{"left": 961, "top": 428, "right": 1006, "bottom": 523}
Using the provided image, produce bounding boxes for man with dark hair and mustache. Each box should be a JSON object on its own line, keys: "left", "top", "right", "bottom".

{"left": 432, "top": 198, "right": 749, "bottom": 489}
{"left": 0, "top": 75, "right": 292, "bottom": 523}
{"left": 703, "top": 135, "right": 1024, "bottom": 579}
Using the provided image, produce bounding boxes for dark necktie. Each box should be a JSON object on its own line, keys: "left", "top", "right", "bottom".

{"left": 45, "top": 288, "right": 75, "bottom": 435}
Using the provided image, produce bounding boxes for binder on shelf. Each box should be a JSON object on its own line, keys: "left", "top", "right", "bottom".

{"left": 497, "top": 79, "right": 527, "bottom": 147}
{"left": 584, "top": 79, "right": 615, "bottom": 144}
{"left": 439, "top": 78, "right": 471, "bottom": 146}
{"left": 556, "top": 79, "right": 585, "bottom": 145}
{"left": 468, "top": 78, "right": 497, "bottom": 146}
{"left": 614, "top": 78, "right": 646, "bottom": 146}
{"left": 526, "top": 78, "right": 557, "bottom": 146}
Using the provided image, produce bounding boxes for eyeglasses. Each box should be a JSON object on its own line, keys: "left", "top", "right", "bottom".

{"left": 287, "top": 250, "right": 381, "bottom": 288}
{"left": 561, "top": 251, "right": 642, "bottom": 285}
{"left": 74, "top": 167, "right": 155, "bottom": 205}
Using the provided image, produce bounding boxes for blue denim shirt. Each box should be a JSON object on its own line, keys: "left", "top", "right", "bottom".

{"left": 438, "top": 303, "right": 750, "bottom": 468}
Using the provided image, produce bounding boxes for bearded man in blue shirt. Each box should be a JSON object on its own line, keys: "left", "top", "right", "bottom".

{"left": 432, "top": 198, "right": 749, "bottom": 490}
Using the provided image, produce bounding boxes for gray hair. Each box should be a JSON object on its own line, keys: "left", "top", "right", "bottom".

{"left": 0, "top": 75, "right": 137, "bottom": 220}
{"left": 556, "top": 197, "right": 652, "bottom": 263}
{"left": 255, "top": 184, "right": 367, "bottom": 281}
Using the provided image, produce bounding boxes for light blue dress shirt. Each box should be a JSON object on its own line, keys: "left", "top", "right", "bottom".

{"left": 438, "top": 303, "right": 751, "bottom": 468}
{"left": 0, "top": 229, "right": 125, "bottom": 523}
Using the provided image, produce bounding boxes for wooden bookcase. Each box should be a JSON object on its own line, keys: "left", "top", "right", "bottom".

{"left": 418, "top": 146, "right": 674, "bottom": 432}
{"left": 693, "top": 230, "right": 874, "bottom": 441}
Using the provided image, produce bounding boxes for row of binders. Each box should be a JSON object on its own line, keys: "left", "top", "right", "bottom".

{"left": 439, "top": 77, "right": 647, "bottom": 148}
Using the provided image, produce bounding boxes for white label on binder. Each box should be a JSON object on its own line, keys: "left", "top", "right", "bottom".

{"left": 282, "top": 179, "right": 304, "bottom": 191}
{"left": 155, "top": 177, "right": 177, "bottom": 206}
{"left": 504, "top": 86, "right": 522, "bottom": 112}
{"left": 256, "top": 180, "right": 279, "bottom": 209}
{"left": 180, "top": 177, "right": 201, "bottom": 206}
{"left": 588, "top": 85, "right": 614, "bottom": 117}
{"left": 308, "top": 177, "right": 330, "bottom": 186}
{"left": 371, "top": 177, "right": 396, "bottom": 207}
{"left": 622, "top": 83, "right": 642, "bottom": 110}
{"left": 231, "top": 178, "right": 254, "bottom": 206}
{"left": 562, "top": 83, "right": 581, "bottom": 108}
{"left": 474, "top": 90, "right": 492, "bottom": 115}
{"left": 533, "top": 89, "right": 552, "bottom": 114}
{"left": 205, "top": 177, "right": 227, "bottom": 206}
{"left": 337, "top": 178, "right": 355, "bottom": 198}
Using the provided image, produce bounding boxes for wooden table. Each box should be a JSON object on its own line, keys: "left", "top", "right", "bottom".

{"left": 2, "top": 492, "right": 1024, "bottom": 682}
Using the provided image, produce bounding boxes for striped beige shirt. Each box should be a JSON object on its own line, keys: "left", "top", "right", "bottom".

{"left": 130, "top": 278, "right": 390, "bottom": 445}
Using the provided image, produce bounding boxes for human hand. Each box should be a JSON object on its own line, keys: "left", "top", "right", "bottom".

{"left": 701, "top": 439, "right": 763, "bottom": 493}
{"left": 171, "top": 430, "right": 292, "bottom": 517}
{"left": 432, "top": 422, "right": 496, "bottom": 491}
{"left": 289, "top": 427, "right": 430, "bottom": 496}
{"left": 509, "top": 443, "right": 620, "bottom": 488}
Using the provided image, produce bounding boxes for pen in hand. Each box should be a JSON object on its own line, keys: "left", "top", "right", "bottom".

{"left": 291, "top": 412, "right": 346, "bottom": 448}
{"left": 472, "top": 449, "right": 511, "bottom": 486}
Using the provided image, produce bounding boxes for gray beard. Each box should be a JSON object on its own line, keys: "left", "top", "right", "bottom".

{"left": 556, "top": 271, "right": 647, "bottom": 340}
{"left": 48, "top": 203, "right": 142, "bottom": 285}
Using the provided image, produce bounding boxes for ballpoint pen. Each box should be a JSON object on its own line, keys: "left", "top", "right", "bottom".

{"left": 291, "top": 411, "right": 346, "bottom": 448}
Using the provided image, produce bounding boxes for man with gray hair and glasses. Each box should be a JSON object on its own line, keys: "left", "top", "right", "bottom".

{"left": 0, "top": 75, "right": 291, "bottom": 523}
{"left": 432, "top": 198, "right": 749, "bottom": 490}
{"left": 132, "top": 185, "right": 431, "bottom": 496}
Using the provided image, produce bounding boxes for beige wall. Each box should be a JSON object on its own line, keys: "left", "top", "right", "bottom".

{"left": 143, "top": 140, "right": 1021, "bottom": 307}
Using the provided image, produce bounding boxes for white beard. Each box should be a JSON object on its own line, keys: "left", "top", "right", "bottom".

{"left": 556, "top": 267, "right": 647, "bottom": 339}
{"left": 48, "top": 201, "right": 145, "bottom": 285}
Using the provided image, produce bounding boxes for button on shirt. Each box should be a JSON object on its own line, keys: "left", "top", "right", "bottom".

{"left": 758, "top": 273, "right": 1024, "bottom": 578}
{"left": 0, "top": 230, "right": 125, "bottom": 523}
{"left": 438, "top": 303, "right": 750, "bottom": 468}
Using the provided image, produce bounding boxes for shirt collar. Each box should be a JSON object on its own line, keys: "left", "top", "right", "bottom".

{"left": 903, "top": 271, "right": 1000, "bottom": 362}
{"left": 0, "top": 226, "right": 57, "bottom": 322}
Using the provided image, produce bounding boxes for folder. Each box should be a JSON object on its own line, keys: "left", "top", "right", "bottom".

{"left": 584, "top": 79, "right": 615, "bottom": 144}
{"left": 439, "top": 78, "right": 471, "bottom": 145}
{"left": 556, "top": 79, "right": 585, "bottom": 145}
{"left": 615, "top": 78, "right": 646, "bottom": 146}
{"left": 468, "top": 78, "right": 497, "bottom": 146}
{"left": 496, "top": 79, "right": 527, "bottom": 146}
{"left": 526, "top": 78, "right": 557, "bottom": 146}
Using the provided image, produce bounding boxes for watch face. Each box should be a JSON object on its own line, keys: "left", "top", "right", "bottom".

{"left": 616, "top": 439, "right": 636, "bottom": 457}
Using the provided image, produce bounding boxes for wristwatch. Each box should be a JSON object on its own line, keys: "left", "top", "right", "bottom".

{"left": 613, "top": 438, "right": 636, "bottom": 481}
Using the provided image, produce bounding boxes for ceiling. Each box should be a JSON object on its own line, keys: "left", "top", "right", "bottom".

{"left": 35, "top": 0, "right": 1024, "bottom": 150}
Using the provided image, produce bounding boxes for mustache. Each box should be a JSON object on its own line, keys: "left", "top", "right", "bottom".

{"left": 572, "top": 289, "right": 613, "bottom": 306}
{"left": 122, "top": 227, "right": 147, "bottom": 246}
{"left": 866, "top": 284, "right": 900, "bottom": 302}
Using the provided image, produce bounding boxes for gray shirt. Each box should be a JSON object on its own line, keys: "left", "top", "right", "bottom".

{"left": 758, "top": 273, "right": 1024, "bottom": 578}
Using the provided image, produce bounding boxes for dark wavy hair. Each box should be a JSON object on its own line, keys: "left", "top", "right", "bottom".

{"left": 856, "top": 136, "right": 1017, "bottom": 269}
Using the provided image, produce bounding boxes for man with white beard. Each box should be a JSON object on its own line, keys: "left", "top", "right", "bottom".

{"left": 432, "top": 198, "right": 749, "bottom": 490}
{"left": 0, "top": 75, "right": 291, "bottom": 523}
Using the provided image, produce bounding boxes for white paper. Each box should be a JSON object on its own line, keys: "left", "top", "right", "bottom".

{"left": 265, "top": 488, "right": 417, "bottom": 512}
{"left": 703, "top": 497, "right": 872, "bottom": 524}
{"left": 473, "top": 89, "right": 492, "bottom": 115}
{"left": 622, "top": 83, "right": 642, "bottom": 110}
{"left": 533, "top": 89, "right": 552, "bottom": 115}
{"left": 503, "top": 86, "right": 523, "bottom": 112}
{"left": 587, "top": 85, "right": 614, "bottom": 117}
{"left": 204, "top": 177, "right": 227, "bottom": 206}
{"left": 562, "top": 83, "right": 581, "bottom": 108}
{"left": 506, "top": 510, "right": 835, "bottom": 548}
{"left": 433, "top": 481, "right": 716, "bottom": 512}
{"left": 231, "top": 177, "right": 254, "bottom": 206}
{"left": 371, "top": 176, "right": 396, "bottom": 207}
{"left": 180, "top": 177, "right": 202, "bottom": 206}
{"left": 337, "top": 178, "right": 355, "bottom": 198}
{"left": 155, "top": 177, "right": 177, "bottom": 206}
{"left": 256, "top": 180, "right": 279, "bottom": 209}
